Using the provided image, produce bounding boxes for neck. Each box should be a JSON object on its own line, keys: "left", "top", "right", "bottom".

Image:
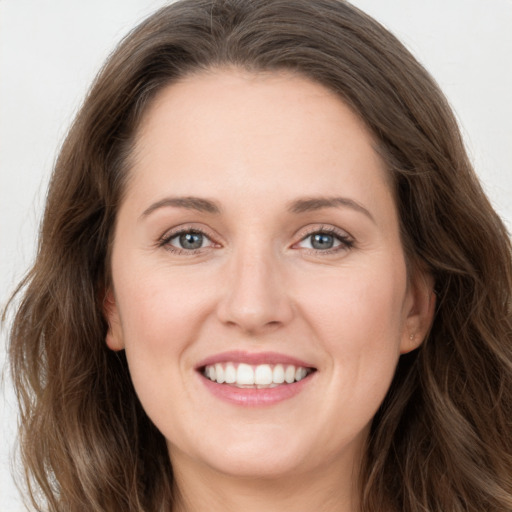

{"left": 169, "top": 446, "right": 362, "bottom": 512}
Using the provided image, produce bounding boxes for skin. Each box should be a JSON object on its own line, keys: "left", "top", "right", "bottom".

{"left": 105, "top": 69, "right": 434, "bottom": 512}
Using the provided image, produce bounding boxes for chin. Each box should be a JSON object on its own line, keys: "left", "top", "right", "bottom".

{"left": 171, "top": 427, "right": 312, "bottom": 479}
{"left": 207, "top": 450, "right": 306, "bottom": 480}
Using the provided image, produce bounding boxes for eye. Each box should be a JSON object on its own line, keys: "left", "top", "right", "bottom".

{"left": 296, "top": 228, "right": 354, "bottom": 253}
{"left": 173, "top": 231, "right": 207, "bottom": 250}
{"left": 160, "top": 229, "right": 216, "bottom": 253}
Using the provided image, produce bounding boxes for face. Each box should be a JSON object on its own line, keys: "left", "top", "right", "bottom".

{"left": 105, "top": 69, "right": 433, "bottom": 483}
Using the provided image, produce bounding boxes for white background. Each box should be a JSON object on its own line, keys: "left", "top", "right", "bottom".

{"left": 1, "top": 1, "right": 511, "bottom": 510}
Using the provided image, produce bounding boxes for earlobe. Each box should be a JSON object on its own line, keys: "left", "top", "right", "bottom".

{"left": 103, "top": 289, "right": 125, "bottom": 351}
{"left": 400, "top": 272, "right": 436, "bottom": 354}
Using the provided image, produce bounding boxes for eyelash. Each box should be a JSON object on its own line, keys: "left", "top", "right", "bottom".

{"left": 157, "top": 225, "right": 354, "bottom": 255}
{"left": 157, "top": 227, "right": 218, "bottom": 255}
{"left": 295, "top": 226, "right": 354, "bottom": 255}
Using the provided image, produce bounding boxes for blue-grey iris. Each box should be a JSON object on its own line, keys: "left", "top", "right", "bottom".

{"left": 180, "top": 232, "right": 203, "bottom": 250}
{"left": 311, "top": 233, "right": 334, "bottom": 250}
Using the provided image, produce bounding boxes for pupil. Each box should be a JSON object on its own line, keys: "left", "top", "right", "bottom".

{"left": 179, "top": 232, "right": 203, "bottom": 249}
{"left": 312, "top": 233, "right": 334, "bottom": 250}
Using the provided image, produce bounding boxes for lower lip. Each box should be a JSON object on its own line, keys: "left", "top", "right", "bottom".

{"left": 199, "top": 372, "right": 315, "bottom": 406}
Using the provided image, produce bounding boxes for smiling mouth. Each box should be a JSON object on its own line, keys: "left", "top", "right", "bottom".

{"left": 201, "top": 362, "right": 316, "bottom": 389}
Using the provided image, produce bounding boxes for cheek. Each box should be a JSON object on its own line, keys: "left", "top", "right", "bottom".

{"left": 117, "top": 260, "right": 213, "bottom": 335}
{"left": 302, "top": 262, "right": 405, "bottom": 331}
{"left": 296, "top": 266, "right": 407, "bottom": 435}
{"left": 297, "top": 262, "right": 407, "bottom": 384}
{"left": 113, "top": 271, "right": 210, "bottom": 434}
{"left": 112, "top": 266, "right": 212, "bottom": 384}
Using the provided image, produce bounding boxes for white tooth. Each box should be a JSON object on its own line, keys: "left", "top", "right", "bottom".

{"left": 207, "top": 365, "right": 216, "bottom": 381}
{"left": 295, "top": 367, "right": 307, "bottom": 381}
{"left": 225, "top": 363, "right": 236, "bottom": 384}
{"left": 255, "top": 364, "right": 273, "bottom": 385}
{"left": 237, "top": 363, "right": 255, "bottom": 385}
{"left": 215, "top": 363, "right": 225, "bottom": 384}
{"left": 284, "top": 365, "right": 296, "bottom": 384}
{"left": 272, "top": 364, "right": 285, "bottom": 384}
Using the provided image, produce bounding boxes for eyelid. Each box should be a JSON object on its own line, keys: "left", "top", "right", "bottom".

{"left": 157, "top": 224, "right": 221, "bottom": 252}
{"left": 155, "top": 223, "right": 354, "bottom": 255}
{"left": 295, "top": 224, "right": 353, "bottom": 241}
{"left": 292, "top": 224, "right": 355, "bottom": 253}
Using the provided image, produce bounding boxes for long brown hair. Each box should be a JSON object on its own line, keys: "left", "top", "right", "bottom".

{"left": 6, "top": 1, "right": 512, "bottom": 510}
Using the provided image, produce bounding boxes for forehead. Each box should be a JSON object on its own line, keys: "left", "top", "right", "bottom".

{"left": 137, "top": 68, "right": 374, "bottom": 141}
{"left": 125, "top": 68, "right": 394, "bottom": 217}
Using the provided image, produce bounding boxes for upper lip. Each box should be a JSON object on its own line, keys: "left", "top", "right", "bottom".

{"left": 195, "top": 350, "right": 316, "bottom": 370}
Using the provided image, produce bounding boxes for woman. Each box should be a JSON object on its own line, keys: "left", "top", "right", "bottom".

{"left": 6, "top": 0, "right": 512, "bottom": 511}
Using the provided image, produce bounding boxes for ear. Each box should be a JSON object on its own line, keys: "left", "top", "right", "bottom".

{"left": 103, "top": 288, "right": 125, "bottom": 351}
{"left": 400, "top": 270, "right": 436, "bottom": 354}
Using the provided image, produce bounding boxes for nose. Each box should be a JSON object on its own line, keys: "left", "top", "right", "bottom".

{"left": 216, "top": 247, "right": 295, "bottom": 335}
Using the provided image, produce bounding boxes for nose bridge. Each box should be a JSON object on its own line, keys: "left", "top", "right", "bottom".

{"left": 218, "top": 237, "right": 293, "bottom": 332}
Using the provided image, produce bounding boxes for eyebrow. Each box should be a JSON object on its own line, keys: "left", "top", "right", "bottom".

{"left": 287, "top": 196, "right": 375, "bottom": 222}
{"left": 140, "top": 195, "right": 374, "bottom": 222}
{"left": 140, "top": 196, "right": 222, "bottom": 218}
